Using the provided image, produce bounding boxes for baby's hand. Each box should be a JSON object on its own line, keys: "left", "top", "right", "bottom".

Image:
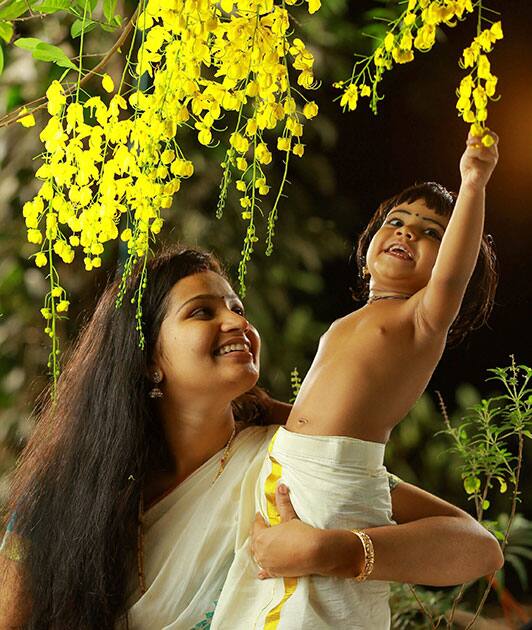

{"left": 459, "top": 130, "right": 499, "bottom": 192}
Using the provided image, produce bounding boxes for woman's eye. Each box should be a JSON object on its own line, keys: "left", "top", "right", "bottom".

{"left": 191, "top": 307, "right": 212, "bottom": 317}
{"left": 232, "top": 306, "right": 245, "bottom": 316}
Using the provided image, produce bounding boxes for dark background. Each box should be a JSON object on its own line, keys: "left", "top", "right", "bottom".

{"left": 289, "top": 0, "right": 532, "bottom": 402}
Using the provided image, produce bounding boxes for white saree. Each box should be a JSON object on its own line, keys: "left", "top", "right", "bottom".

{"left": 123, "top": 425, "right": 394, "bottom": 630}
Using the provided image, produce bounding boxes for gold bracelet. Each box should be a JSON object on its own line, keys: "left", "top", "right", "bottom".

{"left": 350, "top": 529, "right": 375, "bottom": 582}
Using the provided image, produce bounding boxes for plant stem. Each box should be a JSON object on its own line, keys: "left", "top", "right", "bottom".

{"left": 464, "top": 433, "right": 524, "bottom": 630}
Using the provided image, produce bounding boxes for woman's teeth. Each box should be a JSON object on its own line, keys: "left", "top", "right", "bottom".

{"left": 216, "top": 343, "right": 248, "bottom": 356}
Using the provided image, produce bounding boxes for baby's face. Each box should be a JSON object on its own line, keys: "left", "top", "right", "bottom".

{"left": 365, "top": 199, "right": 449, "bottom": 294}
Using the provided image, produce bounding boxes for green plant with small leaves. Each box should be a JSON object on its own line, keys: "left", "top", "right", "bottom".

{"left": 396, "top": 358, "right": 532, "bottom": 629}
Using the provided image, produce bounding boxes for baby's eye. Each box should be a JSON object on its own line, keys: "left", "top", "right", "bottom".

{"left": 424, "top": 228, "right": 442, "bottom": 240}
{"left": 386, "top": 218, "right": 403, "bottom": 227}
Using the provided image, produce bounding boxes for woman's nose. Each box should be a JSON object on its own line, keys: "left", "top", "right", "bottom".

{"left": 221, "top": 310, "right": 250, "bottom": 332}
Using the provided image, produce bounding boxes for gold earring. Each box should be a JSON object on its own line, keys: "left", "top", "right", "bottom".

{"left": 148, "top": 371, "right": 163, "bottom": 399}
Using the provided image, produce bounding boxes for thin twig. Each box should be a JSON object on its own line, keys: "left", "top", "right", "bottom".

{"left": 0, "top": 6, "right": 139, "bottom": 129}
{"left": 408, "top": 585, "right": 436, "bottom": 627}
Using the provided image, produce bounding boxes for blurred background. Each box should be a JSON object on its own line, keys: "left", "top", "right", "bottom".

{"left": 0, "top": 0, "right": 531, "bottom": 621}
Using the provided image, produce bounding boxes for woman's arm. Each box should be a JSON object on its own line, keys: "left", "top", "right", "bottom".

{"left": 252, "top": 481, "right": 504, "bottom": 586}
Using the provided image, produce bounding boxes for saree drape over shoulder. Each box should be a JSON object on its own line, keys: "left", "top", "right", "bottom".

{"left": 122, "top": 425, "right": 278, "bottom": 630}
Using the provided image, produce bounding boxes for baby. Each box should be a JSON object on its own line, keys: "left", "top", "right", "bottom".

{"left": 212, "top": 131, "right": 499, "bottom": 629}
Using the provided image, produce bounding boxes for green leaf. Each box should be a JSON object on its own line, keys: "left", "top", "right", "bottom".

{"left": 0, "top": 0, "right": 30, "bottom": 20}
{"left": 0, "top": 45, "right": 4, "bottom": 75}
{"left": 70, "top": 17, "right": 97, "bottom": 38}
{"left": 0, "top": 21, "right": 14, "bottom": 43}
{"left": 482, "top": 499, "right": 490, "bottom": 510}
{"left": 103, "top": 0, "right": 117, "bottom": 23}
{"left": 36, "top": 0, "right": 72, "bottom": 13}
{"left": 463, "top": 476, "right": 481, "bottom": 494}
{"left": 74, "top": 0, "right": 98, "bottom": 13}
{"left": 14, "top": 36, "right": 43, "bottom": 51}
{"left": 33, "top": 43, "right": 76, "bottom": 69}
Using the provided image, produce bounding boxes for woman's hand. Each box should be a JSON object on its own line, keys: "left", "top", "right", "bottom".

{"left": 251, "top": 484, "right": 321, "bottom": 579}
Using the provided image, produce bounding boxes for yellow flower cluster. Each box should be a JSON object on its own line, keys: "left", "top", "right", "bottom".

{"left": 456, "top": 21, "right": 503, "bottom": 145}
{"left": 23, "top": 0, "right": 322, "bottom": 375}
{"left": 132, "top": 0, "right": 319, "bottom": 292}
{"left": 336, "top": 0, "right": 475, "bottom": 113}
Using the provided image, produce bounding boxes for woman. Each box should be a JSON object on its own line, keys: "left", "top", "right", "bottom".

{"left": 0, "top": 246, "right": 503, "bottom": 629}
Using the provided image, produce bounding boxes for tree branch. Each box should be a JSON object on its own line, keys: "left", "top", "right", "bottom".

{"left": 0, "top": 5, "right": 139, "bottom": 129}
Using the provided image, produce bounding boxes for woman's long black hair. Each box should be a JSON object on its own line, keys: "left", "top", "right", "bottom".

{"left": 3, "top": 246, "right": 269, "bottom": 629}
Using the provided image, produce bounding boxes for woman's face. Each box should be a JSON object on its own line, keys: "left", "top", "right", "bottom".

{"left": 152, "top": 270, "right": 260, "bottom": 404}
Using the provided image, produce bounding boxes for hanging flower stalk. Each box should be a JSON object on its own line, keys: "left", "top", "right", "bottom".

{"left": 456, "top": 4, "right": 503, "bottom": 145}
{"left": 335, "top": 0, "right": 477, "bottom": 114}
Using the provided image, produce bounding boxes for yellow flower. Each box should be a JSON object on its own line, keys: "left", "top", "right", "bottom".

{"left": 340, "top": 85, "right": 358, "bottom": 111}
{"left": 403, "top": 12, "right": 416, "bottom": 26}
{"left": 297, "top": 70, "right": 315, "bottom": 89}
{"left": 477, "top": 55, "right": 491, "bottom": 80}
{"left": 56, "top": 300, "right": 70, "bottom": 313}
{"left": 161, "top": 149, "right": 175, "bottom": 164}
{"left": 255, "top": 143, "right": 272, "bottom": 165}
{"left": 236, "top": 157, "right": 248, "bottom": 171}
{"left": 490, "top": 21, "right": 503, "bottom": 40}
{"left": 485, "top": 76, "right": 498, "bottom": 97}
{"left": 236, "top": 180, "right": 247, "bottom": 192}
{"left": 307, "top": 0, "right": 320, "bottom": 14}
{"left": 481, "top": 133, "right": 495, "bottom": 147}
{"left": 51, "top": 286, "right": 63, "bottom": 298}
{"left": 240, "top": 196, "right": 251, "bottom": 208}
{"left": 35, "top": 252, "right": 48, "bottom": 268}
{"left": 151, "top": 218, "right": 163, "bottom": 234}
{"left": 360, "top": 84, "right": 371, "bottom": 97}
{"left": 198, "top": 128, "right": 212, "bottom": 145}
{"left": 27, "top": 229, "right": 43, "bottom": 244}
{"left": 241, "top": 211, "right": 252, "bottom": 220}
{"left": 41, "top": 307, "right": 52, "bottom": 320}
{"left": 303, "top": 101, "right": 318, "bottom": 119}
{"left": 245, "top": 119, "right": 258, "bottom": 136}
{"left": 18, "top": 108, "right": 36, "bottom": 128}
{"left": 470, "top": 123, "right": 484, "bottom": 137}
{"left": 102, "top": 73, "right": 115, "bottom": 94}
{"left": 46, "top": 80, "right": 66, "bottom": 116}
{"left": 121, "top": 228, "right": 132, "bottom": 242}
{"left": 277, "top": 137, "right": 291, "bottom": 151}
{"left": 230, "top": 132, "right": 249, "bottom": 154}
{"left": 293, "top": 143, "right": 304, "bottom": 157}
{"left": 392, "top": 47, "right": 414, "bottom": 64}
{"left": 384, "top": 32, "right": 395, "bottom": 52}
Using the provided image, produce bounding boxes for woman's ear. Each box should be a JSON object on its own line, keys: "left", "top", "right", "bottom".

{"left": 147, "top": 366, "right": 164, "bottom": 399}
{"left": 147, "top": 366, "right": 164, "bottom": 384}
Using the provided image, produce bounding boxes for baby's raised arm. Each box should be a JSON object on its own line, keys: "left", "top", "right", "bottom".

{"left": 417, "top": 132, "right": 498, "bottom": 336}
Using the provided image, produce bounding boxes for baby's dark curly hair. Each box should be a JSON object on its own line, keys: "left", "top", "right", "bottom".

{"left": 352, "top": 182, "right": 498, "bottom": 346}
